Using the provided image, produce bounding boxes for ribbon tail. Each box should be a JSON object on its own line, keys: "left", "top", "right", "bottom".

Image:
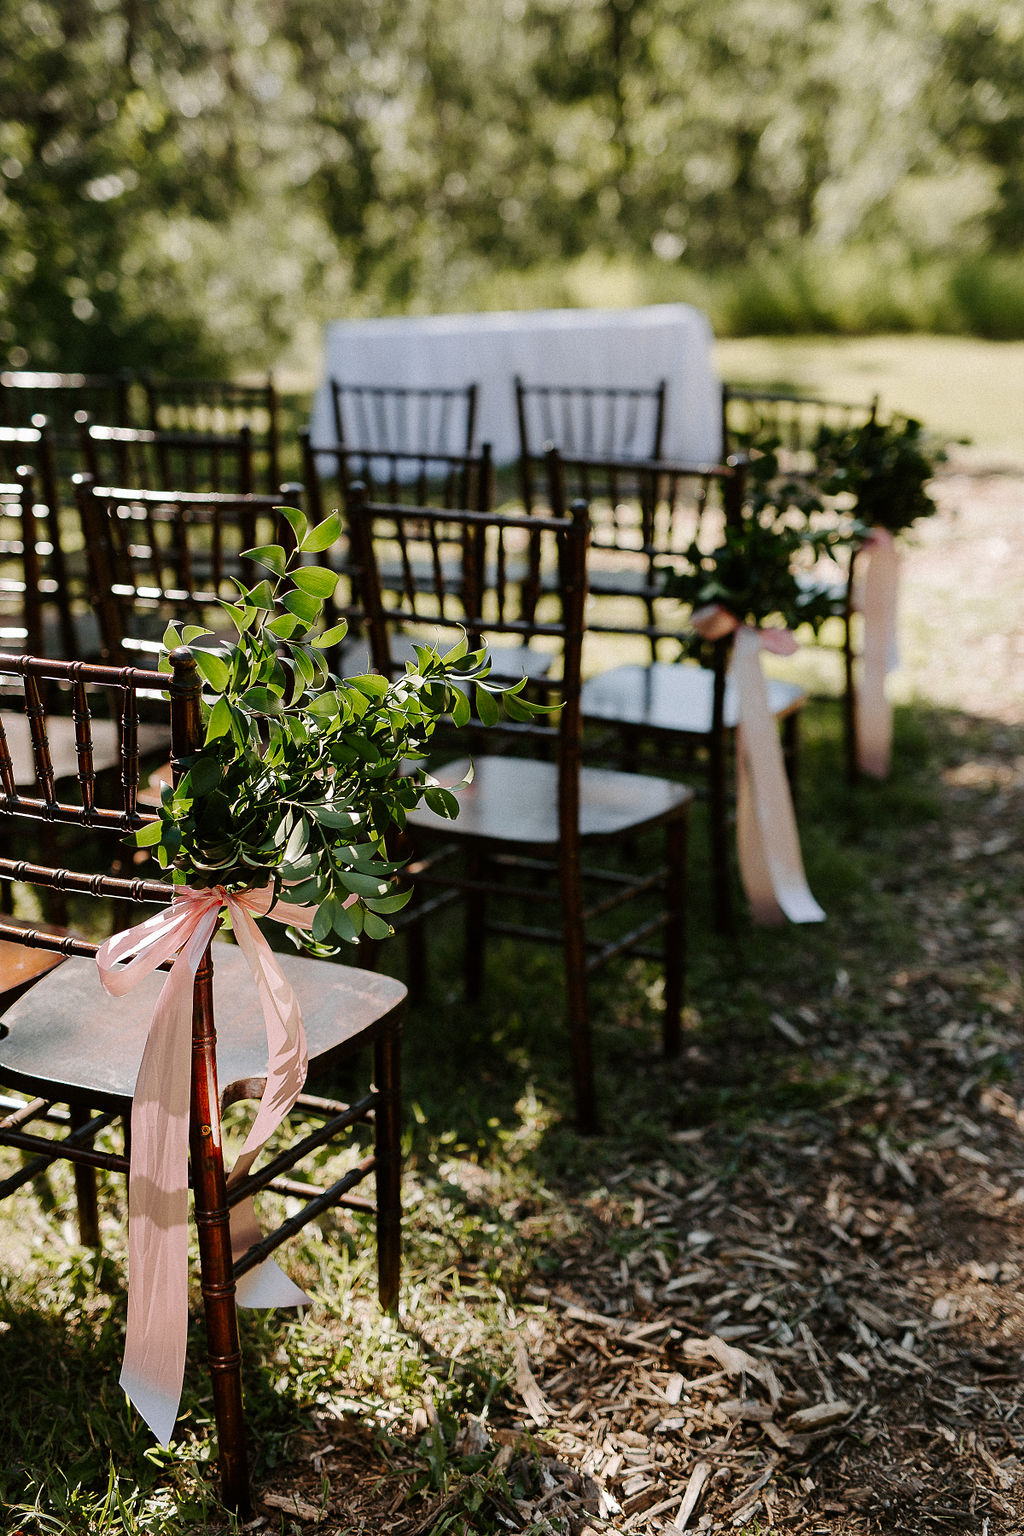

{"left": 119, "top": 913, "right": 217, "bottom": 1445}
{"left": 228, "top": 1154, "right": 312, "bottom": 1310}
{"left": 224, "top": 902, "right": 312, "bottom": 1310}
{"left": 856, "top": 532, "right": 900, "bottom": 779}
{"left": 733, "top": 628, "right": 825, "bottom": 926}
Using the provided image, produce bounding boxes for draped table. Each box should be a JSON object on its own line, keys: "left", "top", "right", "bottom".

{"left": 309, "top": 303, "right": 723, "bottom": 465}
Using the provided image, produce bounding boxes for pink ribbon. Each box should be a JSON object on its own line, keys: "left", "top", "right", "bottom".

{"left": 693, "top": 605, "right": 825, "bottom": 926}
{"left": 96, "top": 884, "right": 318, "bottom": 1445}
{"left": 854, "top": 527, "right": 900, "bottom": 778}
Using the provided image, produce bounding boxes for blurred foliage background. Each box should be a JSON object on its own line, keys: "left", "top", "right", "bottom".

{"left": 2, "top": 0, "right": 1023, "bottom": 374}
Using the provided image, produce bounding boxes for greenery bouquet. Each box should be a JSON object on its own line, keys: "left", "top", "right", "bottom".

{"left": 665, "top": 510, "right": 845, "bottom": 642}
{"left": 136, "top": 504, "right": 531, "bottom": 950}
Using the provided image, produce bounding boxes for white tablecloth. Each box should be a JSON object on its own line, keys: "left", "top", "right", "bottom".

{"left": 309, "top": 304, "right": 723, "bottom": 465}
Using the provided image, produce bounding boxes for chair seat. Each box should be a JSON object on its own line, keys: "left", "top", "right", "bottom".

{"left": 407, "top": 755, "right": 692, "bottom": 845}
{"left": 581, "top": 662, "right": 805, "bottom": 734}
{"left": 0, "top": 712, "right": 168, "bottom": 786}
{"left": 0, "top": 936, "right": 65, "bottom": 1002}
{"left": 0, "top": 945, "right": 407, "bottom": 1111}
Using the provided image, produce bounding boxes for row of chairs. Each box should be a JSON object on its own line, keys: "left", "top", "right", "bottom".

{"left": 0, "top": 369, "right": 281, "bottom": 490}
{"left": 0, "top": 372, "right": 875, "bottom": 1508}
{"left": 1, "top": 361, "right": 877, "bottom": 478}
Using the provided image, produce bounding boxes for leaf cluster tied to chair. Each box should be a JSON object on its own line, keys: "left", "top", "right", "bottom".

{"left": 0, "top": 650, "right": 405, "bottom": 1513}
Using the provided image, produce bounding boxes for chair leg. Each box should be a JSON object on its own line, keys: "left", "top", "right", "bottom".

{"left": 710, "top": 732, "right": 734, "bottom": 936}
{"left": 843, "top": 613, "right": 859, "bottom": 786}
{"left": 464, "top": 846, "right": 487, "bottom": 1000}
{"left": 560, "top": 856, "right": 597, "bottom": 1133}
{"left": 190, "top": 954, "right": 251, "bottom": 1517}
{"left": 68, "top": 1104, "right": 101, "bottom": 1248}
{"left": 373, "top": 1020, "right": 402, "bottom": 1313}
{"left": 662, "top": 814, "right": 688, "bottom": 1057}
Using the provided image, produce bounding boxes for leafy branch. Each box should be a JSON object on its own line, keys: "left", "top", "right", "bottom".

{"left": 811, "top": 415, "right": 943, "bottom": 536}
{"left": 665, "top": 512, "right": 846, "bottom": 637}
{"left": 137, "top": 505, "right": 535, "bottom": 950}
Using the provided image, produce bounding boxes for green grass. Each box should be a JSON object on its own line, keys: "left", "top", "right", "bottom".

{"left": 714, "top": 333, "right": 1024, "bottom": 455}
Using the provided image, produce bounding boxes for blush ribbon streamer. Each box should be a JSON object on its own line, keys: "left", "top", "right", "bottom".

{"left": 96, "top": 884, "right": 317, "bottom": 1446}
{"left": 694, "top": 606, "right": 825, "bottom": 926}
{"left": 854, "top": 527, "right": 900, "bottom": 778}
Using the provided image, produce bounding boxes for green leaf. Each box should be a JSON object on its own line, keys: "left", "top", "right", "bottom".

{"left": 291, "top": 565, "right": 340, "bottom": 599}
{"left": 205, "top": 696, "right": 234, "bottom": 743}
{"left": 240, "top": 686, "right": 282, "bottom": 714}
{"left": 349, "top": 673, "right": 388, "bottom": 698}
{"left": 444, "top": 687, "right": 467, "bottom": 727}
{"left": 243, "top": 543, "right": 287, "bottom": 577}
{"left": 267, "top": 613, "right": 302, "bottom": 640}
{"left": 312, "top": 903, "right": 334, "bottom": 944}
{"left": 362, "top": 910, "right": 392, "bottom": 941}
{"left": 283, "top": 817, "right": 310, "bottom": 863}
{"left": 424, "top": 785, "right": 460, "bottom": 819}
{"left": 134, "top": 818, "right": 164, "bottom": 847}
{"left": 192, "top": 648, "right": 230, "bottom": 693}
{"left": 281, "top": 589, "right": 322, "bottom": 624}
{"left": 335, "top": 868, "right": 391, "bottom": 898}
{"left": 474, "top": 683, "right": 499, "bottom": 726}
{"left": 308, "top": 802, "right": 364, "bottom": 830}
{"left": 364, "top": 888, "right": 412, "bottom": 914}
{"left": 329, "top": 896, "right": 362, "bottom": 941}
{"left": 245, "top": 580, "right": 278, "bottom": 612}
{"left": 299, "top": 512, "right": 342, "bottom": 553}
{"left": 281, "top": 875, "right": 322, "bottom": 905}
{"left": 189, "top": 754, "right": 223, "bottom": 796}
{"left": 277, "top": 505, "right": 307, "bottom": 543}
{"left": 311, "top": 622, "right": 349, "bottom": 650}
{"left": 441, "top": 633, "right": 469, "bottom": 664}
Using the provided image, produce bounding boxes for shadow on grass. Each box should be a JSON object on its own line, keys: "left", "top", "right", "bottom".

{"left": 357, "top": 692, "right": 1023, "bottom": 1179}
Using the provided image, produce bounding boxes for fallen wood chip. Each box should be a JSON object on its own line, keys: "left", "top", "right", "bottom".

{"left": 262, "top": 1492, "right": 323, "bottom": 1522}
{"left": 514, "top": 1337, "right": 551, "bottom": 1427}
{"left": 673, "top": 1461, "right": 711, "bottom": 1530}
{"left": 786, "top": 1400, "right": 854, "bottom": 1432}
{"left": 680, "top": 1335, "right": 783, "bottom": 1404}
{"left": 847, "top": 1296, "right": 899, "bottom": 1336}
{"left": 663, "top": 1269, "right": 717, "bottom": 1294}
{"left": 718, "top": 1246, "right": 803, "bottom": 1274}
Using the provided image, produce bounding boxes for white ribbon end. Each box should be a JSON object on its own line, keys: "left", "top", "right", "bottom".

{"left": 121, "top": 1367, "right": 180, "bottom": 1448}
{"left": 236, "top": 1258, "right": 312, "bottom": 1311}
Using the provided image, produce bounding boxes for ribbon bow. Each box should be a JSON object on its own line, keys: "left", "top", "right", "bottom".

{"left": 693, "top": 605, "right": 825, "bottom": 926}
{"left": 96, "top": 884, "right": 318, "bottom": 1446}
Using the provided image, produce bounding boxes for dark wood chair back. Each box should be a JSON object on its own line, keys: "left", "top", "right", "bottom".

{"left": 78, "top": 417, "right": 255, "bottom": 495}
{"left": 0, "top": 471, "right": 48, "bottom": 658}
{"left": 0, "top": 370, "right": 134, "bottom": 443}
{"left": 329, "top": 380, "right": 478, "bottom": 456}
{"left": 721, "top": 383, "right": 879, "bottom": 467}
{"left": 140, "top": 374, "right": 280, "bottom": 492}
{"left": 302, "top": 434, "right": 493, "bottom": 523}
{"left": 76, "top": 479, "right": 299, "bottom": 662}
{"left": 0, "top": 424, "right": 79, "bottom": 657}
{"left": 347, "top": 482, "right": 588, "bottom": 738}
{"left": 532, "top": 447, "right": 743, "bottom": 660}
{"left": 514, "top": 376, "right": 667, "bottom": 463}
